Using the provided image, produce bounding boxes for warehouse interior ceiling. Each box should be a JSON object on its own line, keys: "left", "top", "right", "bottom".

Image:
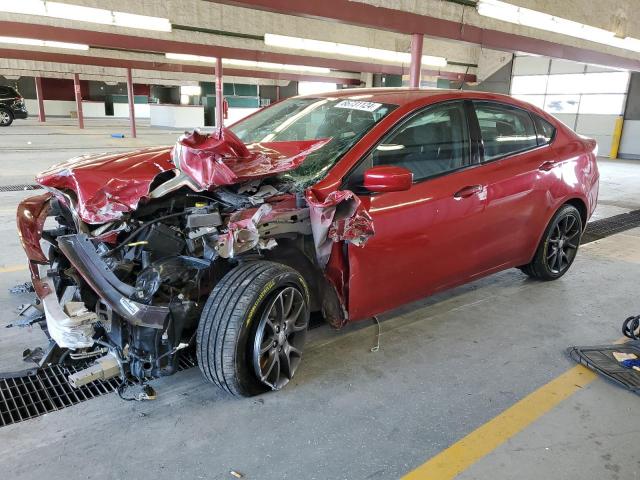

{"left": 0, "top": 0, "right": 639, "bottom": 86}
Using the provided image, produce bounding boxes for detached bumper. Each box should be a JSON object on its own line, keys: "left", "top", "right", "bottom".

{"left": 17, "top": 193, "right": 168, "bottom": 334}
{"left": 57, "top": 234, "right": 168, "bottom": 329}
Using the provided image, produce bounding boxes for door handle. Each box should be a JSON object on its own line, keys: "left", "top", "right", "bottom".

{"left": 453, "top": 185, "right": 483, "bottom": 199}
{"left": 538, "top": 161, "right": 556, "bottom": 171}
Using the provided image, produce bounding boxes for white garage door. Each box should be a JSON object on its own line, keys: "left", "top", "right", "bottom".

{"left": 510, "top": 55, "right": 630, "bottom": 158}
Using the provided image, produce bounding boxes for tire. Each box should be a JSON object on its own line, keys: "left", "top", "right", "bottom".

{"left": 520, "top": 204, "right": 583, "bottom": 281}
{"left": 0, "top": 109, "right": 13, "bottom": 127}
{"left": 197, "top": 261, "right": 310, "bottom": 397}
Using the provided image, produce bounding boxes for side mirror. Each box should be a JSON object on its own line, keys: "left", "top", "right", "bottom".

{"left": 363, "top": 165, "right": 413, "bottom": 193}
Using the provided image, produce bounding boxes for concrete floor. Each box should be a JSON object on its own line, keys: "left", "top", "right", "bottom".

{"left": 0, "top": 118, "right": 639, "bottom": 479}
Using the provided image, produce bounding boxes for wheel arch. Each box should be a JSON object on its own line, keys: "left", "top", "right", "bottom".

{"left": 563, "top": 197, "right": 588, "bottom": 231}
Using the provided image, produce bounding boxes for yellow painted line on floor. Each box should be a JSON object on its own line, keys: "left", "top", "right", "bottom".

{"left": 0, "top": 264, "right": 28, "bottom": 273}
{"left": 402, "top": 365, "right": 597, "bottom": 480}
{"left": 404, "top": 338, "right": 629, "bottom": 480}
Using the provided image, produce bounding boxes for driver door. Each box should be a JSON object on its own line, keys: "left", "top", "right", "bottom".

{"left": 346, "top": 101, "right": 488, "bottom": 320}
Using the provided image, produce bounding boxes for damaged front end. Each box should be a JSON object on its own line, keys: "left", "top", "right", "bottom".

{"left": 15, "top": 128, "right": 373, "bottom": 394}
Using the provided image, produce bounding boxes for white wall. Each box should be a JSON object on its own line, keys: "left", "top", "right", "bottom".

{"left": 226, "top": 107, "right": 260, "bottom": 126}
{"left": 619, "top": 120, "right": 640, "bottom": 160}
{"left": 150, "top": 104, "right": 204, "bottom": 129}
{"left": 24, "top": 99, "right": 77, "bottom": 117}
{"left": 113, "top": 103, "right": 150, "bottom": 118}
{"left": 82, "top": 101, "right": 106, "bottom": 118}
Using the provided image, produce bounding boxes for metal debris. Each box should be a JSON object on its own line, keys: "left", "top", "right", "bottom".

{"left": 22, "top": 347, "right": 45, "bottom": 363}
{"left": 9, "top": 282, "right": 34, "bottom": 294}
{"left": 6, "top": 303, "right": 44, "bottom": 328}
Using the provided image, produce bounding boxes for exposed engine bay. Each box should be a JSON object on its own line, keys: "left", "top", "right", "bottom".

{"left": 15, "top": 128, "right": 374, "bottom": 396}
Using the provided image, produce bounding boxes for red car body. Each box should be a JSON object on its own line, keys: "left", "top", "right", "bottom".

{"left": 15, "top": 89, "right": 599, "bottom": 395}
{"left": 19, "top": 89, "right": 599, "bottom": 323}
{"left": 306, "top": 89, "right": 598, "bottom": 320}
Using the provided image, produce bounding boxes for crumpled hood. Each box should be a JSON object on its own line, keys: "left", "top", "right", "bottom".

{"left": 36, "top": 129, "right": 329, "bottom": 224}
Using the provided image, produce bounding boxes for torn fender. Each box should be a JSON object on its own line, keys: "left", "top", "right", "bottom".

{"left": 16, "top": 192, "right": 53, "bottom": 264}
{"left": 305, "top": 189, "right": 374, "bottom": 266}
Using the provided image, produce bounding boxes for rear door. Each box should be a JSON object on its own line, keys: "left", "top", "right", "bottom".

{"left": 469, "top": 101, "right": 558, "bottom": 271}
{"left": 346, "top": 100, "right": 490, "bottom": 320}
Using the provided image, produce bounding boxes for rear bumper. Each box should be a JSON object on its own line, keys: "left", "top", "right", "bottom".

{"left": 13, "top": 109, "right": 28, "bottom": 119}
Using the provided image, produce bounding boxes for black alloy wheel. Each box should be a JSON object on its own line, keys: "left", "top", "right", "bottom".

{"left": 253, "top": 286, "right": 308, "bottom": 390}
{"left": 197, "top": 261, "right": 310, "bottom": 397}
{"left": 545, "top": 212, "right": 581, "bottom": 274}
{"left": 520, "top": 204, "right": 583, "bottom": 281}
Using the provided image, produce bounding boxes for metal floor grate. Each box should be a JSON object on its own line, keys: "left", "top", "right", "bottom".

{"left": 0, "top": 184, "right": 42, "bottom": 192}
{"left": 0, "top": 351, "right": 197, "bottom": 428}
{"left": 581, "top": 209, "right": 640, "bottom": 244}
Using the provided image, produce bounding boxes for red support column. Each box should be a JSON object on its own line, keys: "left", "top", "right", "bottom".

{"left": 215, "top": 57, "right": 224, "bottom": 129}
{"left": 73, "top": 73, "right": 84, "bottom": 129}
{"left": 409, "top": 33, "right": 424, "bottom": 88}
{"left": 126, "top": 67, "right": 137, "bottom": 138}
{"left": 34, "top": 76, "right": 45, "bottom": 122}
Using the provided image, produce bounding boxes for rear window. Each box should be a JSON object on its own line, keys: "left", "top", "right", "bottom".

{"left": 474, "top": 102, "right": 539, "bottom": 162}
{"left": 0, "top": 86, "right": 18, "bottom": 98}
{"left": 533, "top": 115, "right": 556, "bottom": 145}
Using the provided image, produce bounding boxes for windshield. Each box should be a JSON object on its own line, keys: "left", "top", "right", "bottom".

{"left": 230, "top": 97, "right": 396, "bottom": 189}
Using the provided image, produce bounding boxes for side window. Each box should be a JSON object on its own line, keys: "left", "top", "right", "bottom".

{"left": 533, "top": 115, "right": 556, "bottom": 145}
{"left": 0, "top": 87, "right": 9, "bottom": 98}
{"left": 474, "top": 102, "right": 539, "bottom": 162}
{"left": 373, "top": 102, "right": 470, "bottom": 181}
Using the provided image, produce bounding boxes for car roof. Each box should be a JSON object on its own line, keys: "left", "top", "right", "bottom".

{"left": 297, "top": 87, "right": 522, "bottom": 108}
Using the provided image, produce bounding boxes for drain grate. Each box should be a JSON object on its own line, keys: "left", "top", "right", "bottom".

{"left": 0, "top": 351, "right": 197, "bottom": 428}
{"left": 0, "top": 184, "right": 42, "bottom": 192}
{"left": 581, "top": 209, "right": 640, "bottom": 244}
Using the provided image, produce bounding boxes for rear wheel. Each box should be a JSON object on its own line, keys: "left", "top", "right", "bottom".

{"left": 520, "top": 204, "right": 583, "bottom": 280}
{"left": 196, "top": 261, "right": 310, "bottom": 397}
{"left": 0, "top": 109, "right": 13, "bottom": 127}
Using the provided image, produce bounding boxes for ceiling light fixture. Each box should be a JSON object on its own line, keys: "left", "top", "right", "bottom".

{"left": 0, "top": 36, "right": 88, "bottom": 50}
{"left": 223, "top": 59, "right": 330, "bottom": 74}
{"left": 165, "top": 53, "right": 217, "bottom": 63}
{"left": 0, "top": 1, "right": 171, "bottom": 32}
{"left": 264, "top": 33, "right": 448, "bottom": 67}
{"left": 476, "top": 0, "right": 640, "bottom": 53}
{"left": 164, "top": 53, "right": 331, "bottom": 74}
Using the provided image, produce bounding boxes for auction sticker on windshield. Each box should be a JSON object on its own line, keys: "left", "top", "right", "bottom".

{"left": 334, "top": 100, "right": 382, "bottom": 112}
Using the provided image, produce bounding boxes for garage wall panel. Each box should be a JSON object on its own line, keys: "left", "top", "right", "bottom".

{"left": 575, "top": 115, "right": 619, "bottom": 136}
{"left": 511, "top": 55, "right": 630, "bottom": 158}
{"left": 619, "top": 120, "right": 640, "bottom": 160}
{"left": 512, "top": 56, "right": 550, "bottom": 76}
{"left": 619, "top": 73, "right": 640, "bottom": 159}
{"left": 550, "top": 59, "right": 585, "bottom": 74}
{"left": 552, "top": 114, "right": 578, "bottom": 130}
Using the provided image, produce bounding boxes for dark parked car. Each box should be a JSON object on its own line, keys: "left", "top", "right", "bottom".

{"left": 0, "top": 85, "right": 28, "bottom": 126}
{"left": 17, "top": 89, "right": 599, "bottom": 397}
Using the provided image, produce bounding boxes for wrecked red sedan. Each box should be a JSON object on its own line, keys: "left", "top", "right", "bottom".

{"left": 16, "top": 89, "right": 599, "bottom": 397}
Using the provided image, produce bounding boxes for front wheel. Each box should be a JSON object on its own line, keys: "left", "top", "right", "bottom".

{"left": 197, "top": 261, "right": 310, "bottom": 397}
{"left": 0, "top": 109, "right": 13, "bottom": 127}
{"left": 520, "top": 204, "right": 583, "bottom": 281}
